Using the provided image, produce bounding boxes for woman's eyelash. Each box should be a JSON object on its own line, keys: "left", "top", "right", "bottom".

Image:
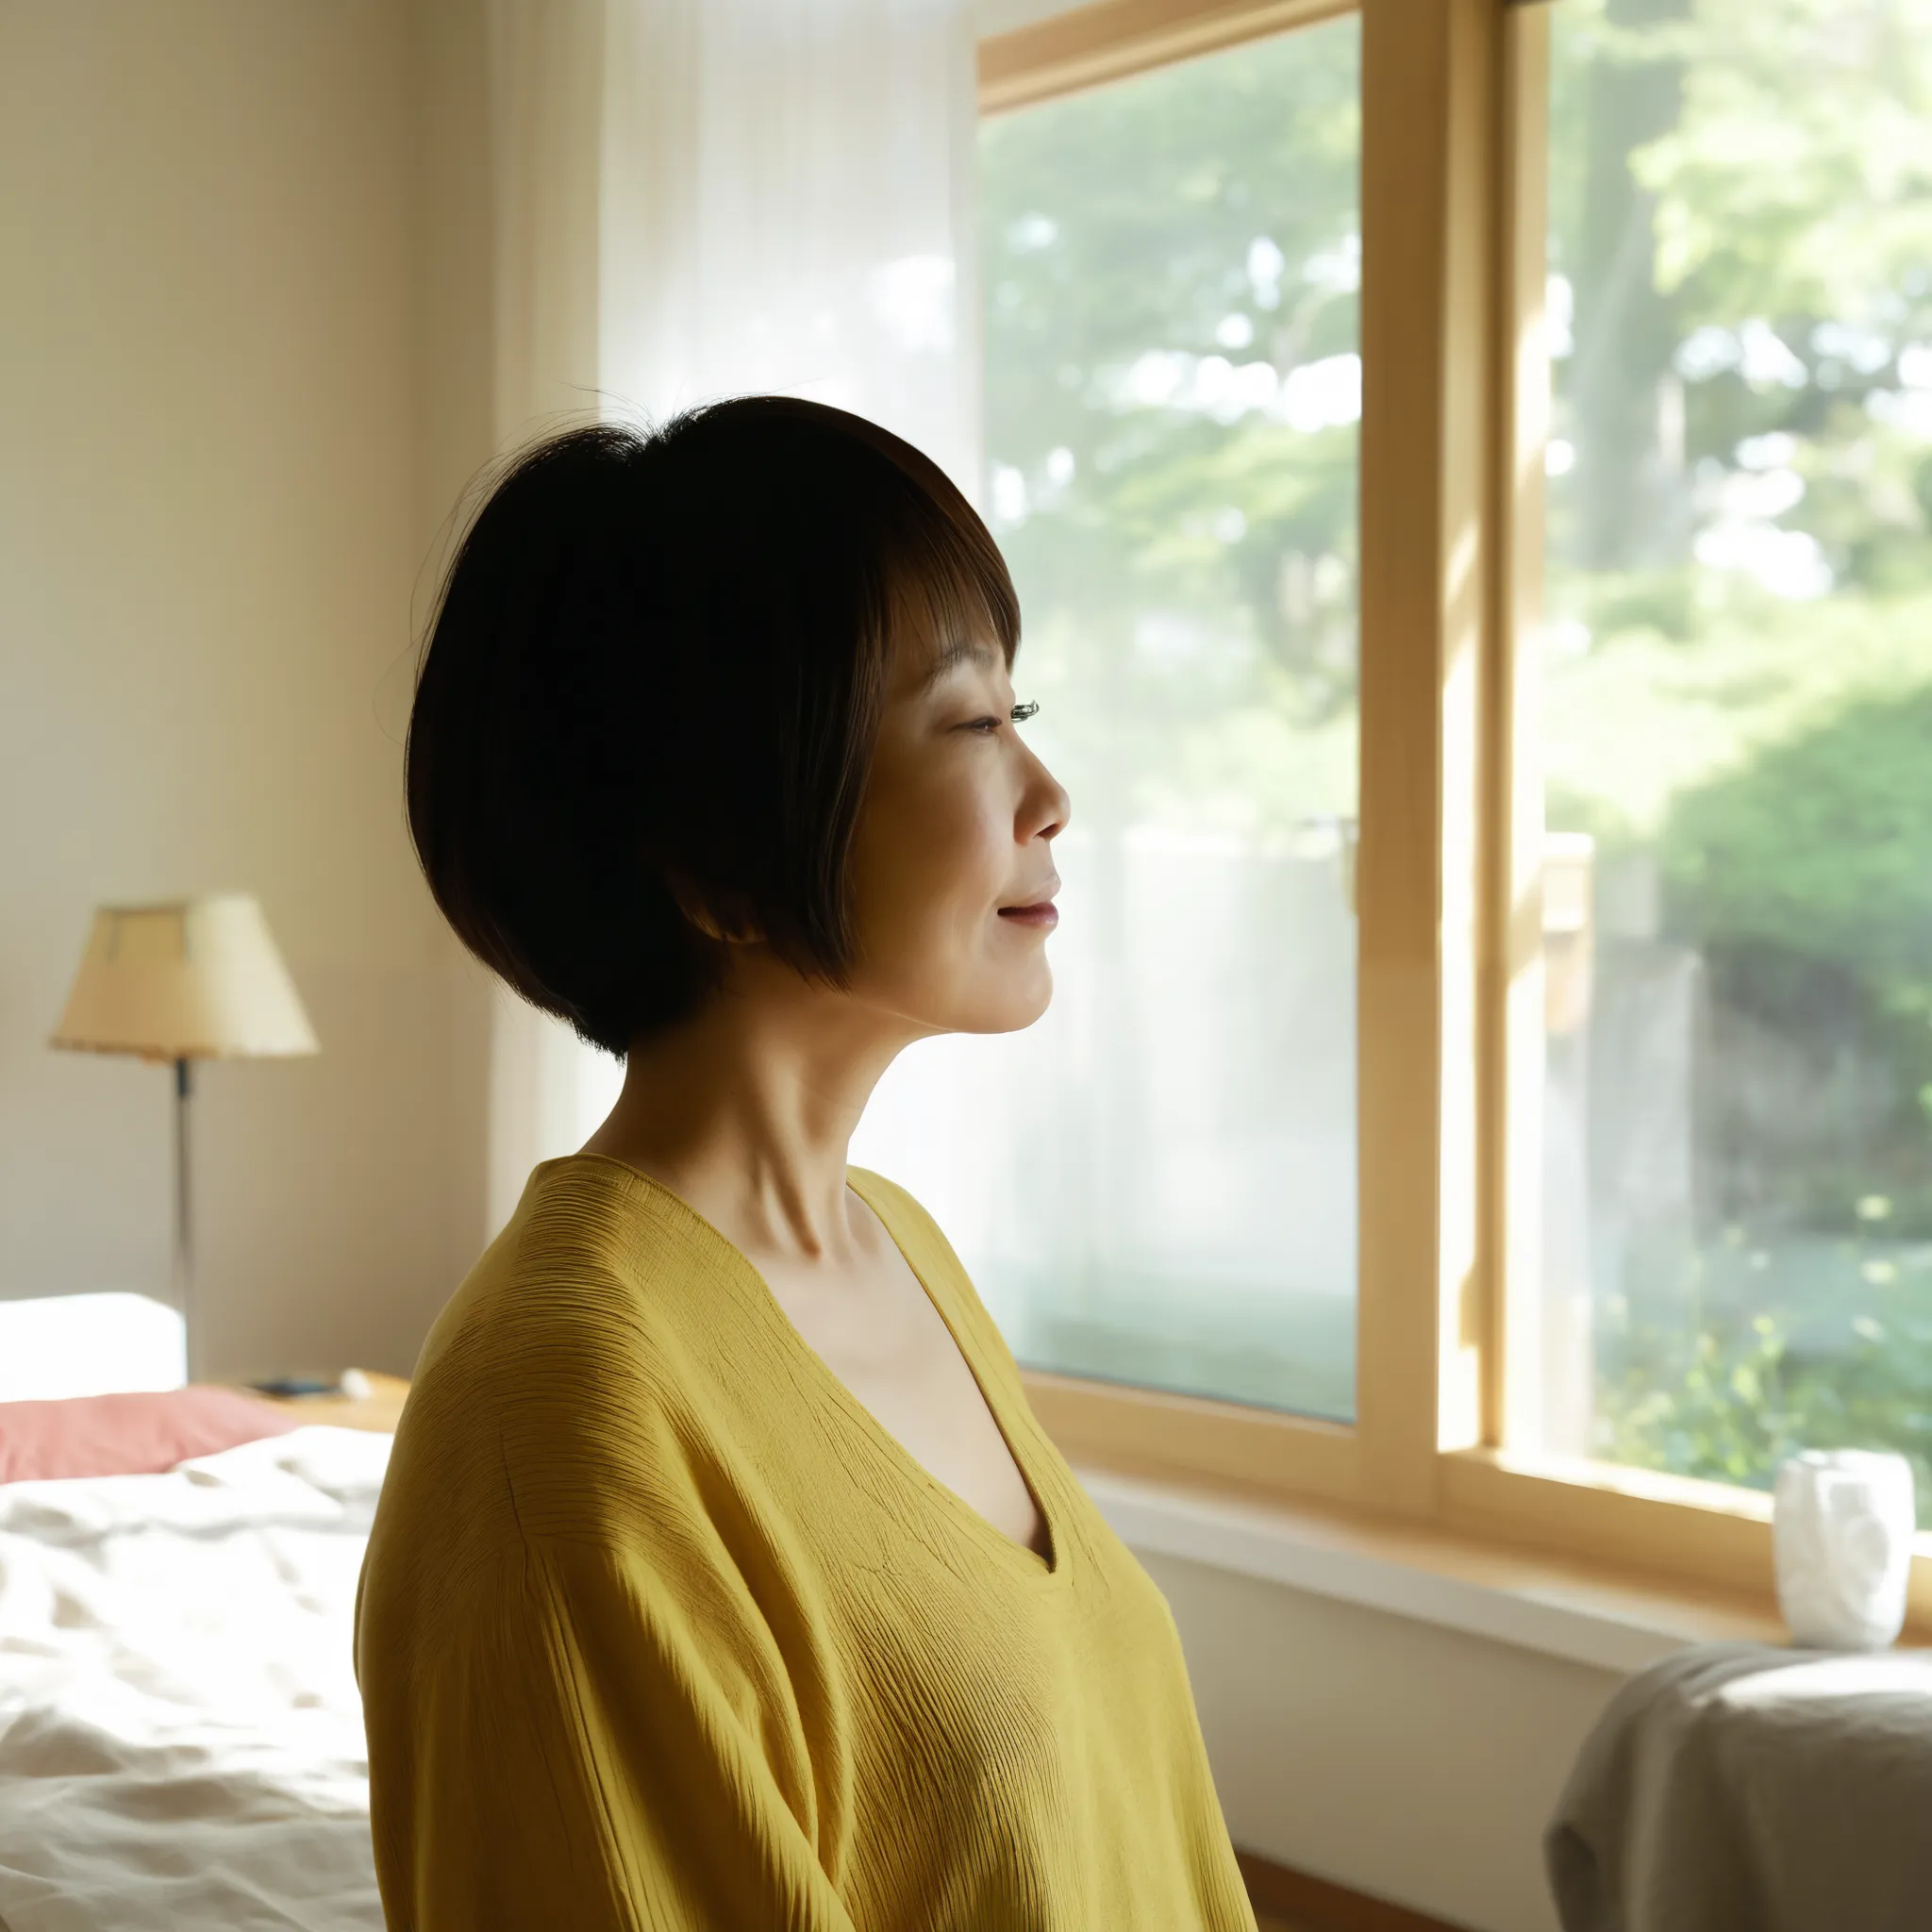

{"left": 961, "top": 700, "right": 1039, "bottom": 735}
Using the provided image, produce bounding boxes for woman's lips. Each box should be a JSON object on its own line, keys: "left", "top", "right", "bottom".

{"left": 997, "top": 901, "right": 1059, "bottom": 929}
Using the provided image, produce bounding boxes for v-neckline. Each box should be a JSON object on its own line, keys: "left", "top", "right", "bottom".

{"left": 553, "top": 1154, "right": 1064, "bottom": 1583}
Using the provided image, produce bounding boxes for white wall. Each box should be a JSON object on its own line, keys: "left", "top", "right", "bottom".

{"left": 0, "top": 0, "right": 490, "bottom": 1380}
{"left": 1149, "top": 1555, "right": 1619, "bottom": 1932}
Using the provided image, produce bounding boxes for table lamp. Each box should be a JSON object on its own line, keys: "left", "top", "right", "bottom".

{"left": 49, "top": 895, "right": 319, "bottom": 1380}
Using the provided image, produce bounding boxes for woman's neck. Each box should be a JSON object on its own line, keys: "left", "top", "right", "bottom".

{"left": 580, "top": 952, "right": 918, "bottom": 1267}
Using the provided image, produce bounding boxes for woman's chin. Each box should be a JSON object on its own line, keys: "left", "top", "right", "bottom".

{"left": 957, "top": 963, "right": 1055, "bottom": 1036}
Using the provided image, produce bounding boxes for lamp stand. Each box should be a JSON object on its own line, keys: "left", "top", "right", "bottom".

{"left": 171, "top": 1056, "right": 197, "bottom": 1382}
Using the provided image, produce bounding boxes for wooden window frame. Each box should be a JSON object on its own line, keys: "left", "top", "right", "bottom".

{"left": 979, "top": 0, "right": 1932, "bottom": 1632}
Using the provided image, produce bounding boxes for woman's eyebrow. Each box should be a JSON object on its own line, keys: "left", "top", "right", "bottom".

{"left": 919, "top": 638, "right": 1001, "bottom": 693}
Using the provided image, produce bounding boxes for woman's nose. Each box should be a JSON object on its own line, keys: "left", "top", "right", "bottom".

{"left": 1029, "top": 755, "right": 1071, "bottom": 842}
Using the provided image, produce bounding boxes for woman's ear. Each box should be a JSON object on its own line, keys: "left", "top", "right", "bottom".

{"left": 667, "top": 875, "right": 764, "bottom": 947}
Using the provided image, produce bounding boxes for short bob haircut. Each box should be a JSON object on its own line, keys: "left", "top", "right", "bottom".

{"left": 407, "top": 397, "right": 1020, "bottom": 1057}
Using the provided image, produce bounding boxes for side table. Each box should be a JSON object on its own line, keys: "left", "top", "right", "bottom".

{"left": 245, "top": 1371, "right": 409, "bottom": 1434}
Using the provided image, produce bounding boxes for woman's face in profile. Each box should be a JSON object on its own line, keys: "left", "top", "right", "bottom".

{"left": 844, "top": 625, "right": 1071, "bottom": 1040}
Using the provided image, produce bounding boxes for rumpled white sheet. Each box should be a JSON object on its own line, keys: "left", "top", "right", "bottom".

{"left": 0, "top": 1425, "right": 391, "bottom": 1932}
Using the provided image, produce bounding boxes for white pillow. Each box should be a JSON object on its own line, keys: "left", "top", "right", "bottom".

{"left": 0, "top": 1291, "right": 186, "bottom": 1401}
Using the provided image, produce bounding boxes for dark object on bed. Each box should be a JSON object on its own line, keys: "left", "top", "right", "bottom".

{"left": 0, "top": 1386, "right": 300, "bottom": 1483}
{"left": 1547, "top": 1641, "right": 1932, "bottom": 1932}
{"left": 249, "top": 1374, "right": 343, "bottom": 1398}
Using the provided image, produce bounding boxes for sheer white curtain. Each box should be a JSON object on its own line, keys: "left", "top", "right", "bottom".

{"left": 599, "top": 0, "right": 977, "bottom": 485}
{"left": 476, "top": 0, "right": 977, "bottom": 1230}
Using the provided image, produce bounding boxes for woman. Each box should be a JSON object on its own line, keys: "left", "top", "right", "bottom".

{"left": 358, "top": 398, "right": 1259, "bottom": 1931}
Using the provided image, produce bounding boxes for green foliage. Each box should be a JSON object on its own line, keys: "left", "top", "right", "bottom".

{"left": 1544, "top": 584, "right": 1932, "bottom": 842}
{"left": 1598, "top": 1271, "right": 1932, "bottom": 1527}
{"left": 1548, "top": 0, "right": 1932, "bottom": 595}
{"left": 981, "top": 23, "right": 1359, "bottom": 463}
{"left": 980, "top": 14, "right": 1364, "bottom": 814}
{"left": 1541, "top": 0, "right": 1932, "bottom": 1431}
{"left": 1636, "top": 0, "right": 1932, "bottom": 328}
{"left": 1597, "top": 1310, "right": 1806, "bottom": 1490}
{"left": 1662, "top": 681, "right": 1932, "bottom": 991}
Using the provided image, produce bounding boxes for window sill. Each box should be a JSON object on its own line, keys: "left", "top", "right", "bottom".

{"left": 1077, "top": 1463, "right": 1788, "bottom": 1674}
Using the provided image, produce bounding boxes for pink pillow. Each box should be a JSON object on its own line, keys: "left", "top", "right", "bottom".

{"left": 0, "top": 1386, "right": 302, "bottom": 1484}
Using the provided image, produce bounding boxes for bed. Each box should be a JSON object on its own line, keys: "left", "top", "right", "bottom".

{"left": 0, "top": 1422, "right": 391, "bottom": 1931}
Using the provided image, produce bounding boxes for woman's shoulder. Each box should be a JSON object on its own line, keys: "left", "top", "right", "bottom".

{"left": 435, "top": 1151, "right": 741, "bottom": 1341}
{"left": 378, "top": 1157, "right": 754, "bottom": 1552}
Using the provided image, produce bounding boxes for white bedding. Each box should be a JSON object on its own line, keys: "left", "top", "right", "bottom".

{"left": 0, "top": 1426, "right": 391, "bottom": 1932}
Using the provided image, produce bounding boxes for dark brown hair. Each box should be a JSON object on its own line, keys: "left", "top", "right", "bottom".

{"left": 406, "top": 397, "right": 1019, "bottom": 1056}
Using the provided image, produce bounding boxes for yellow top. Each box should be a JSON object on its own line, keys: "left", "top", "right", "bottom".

{"left": 357, "top": 1155, "right": 1258, "bottom": 1932}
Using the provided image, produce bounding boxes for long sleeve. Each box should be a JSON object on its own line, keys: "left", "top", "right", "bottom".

{"left": 363, "top": 1535, "right": 858, "bottom": 1932}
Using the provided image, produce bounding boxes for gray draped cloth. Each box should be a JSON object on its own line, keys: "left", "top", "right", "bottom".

{"left": 1546, "top": 1642, "right": 1932, "bottom": 1932}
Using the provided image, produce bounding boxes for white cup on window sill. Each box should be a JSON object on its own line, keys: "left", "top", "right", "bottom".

{"left": 1774, "top": 1450, "right": 1916, "bottom": 1651}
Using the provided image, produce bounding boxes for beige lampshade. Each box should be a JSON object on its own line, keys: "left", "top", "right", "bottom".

{"left": 50, "top": 895, "right": 320, "bottom": 1062}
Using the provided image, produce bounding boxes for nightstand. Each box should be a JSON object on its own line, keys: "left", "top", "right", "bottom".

{"left": 246, "top": 1371, "right": 409, "bottom": 1433}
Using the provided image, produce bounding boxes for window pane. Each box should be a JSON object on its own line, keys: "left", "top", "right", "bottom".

{"left": 1541, "top": 0, "right": 1932, "bottom": 1516}
{"left": 853, "top": 20, "right": 1362, "bottom": 1419}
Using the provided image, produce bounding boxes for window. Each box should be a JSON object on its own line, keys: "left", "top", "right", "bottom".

{"left": 1536, "top": 0, "right": 1932, "bottom": 1523}
{"left": 860, "top": 17, "right": 1364, "bottom": 1421}
{"left": 937, "top": 0, "right": 1932, "bottom": 1624}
